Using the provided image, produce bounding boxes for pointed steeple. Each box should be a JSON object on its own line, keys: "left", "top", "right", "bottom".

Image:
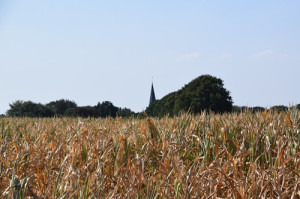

{"left": 149, "top": 82, "right": 156, "bottom": 106}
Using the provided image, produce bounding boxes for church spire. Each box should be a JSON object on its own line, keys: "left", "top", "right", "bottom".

{"left": 149, "top": 82, "right": 156, "bottom": 106}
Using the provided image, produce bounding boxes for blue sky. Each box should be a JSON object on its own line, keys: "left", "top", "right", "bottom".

{"left": 0, "top": 0, "right": 299, "bottom": 114}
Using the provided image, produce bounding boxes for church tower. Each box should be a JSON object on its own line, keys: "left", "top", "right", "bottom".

{"left": 149, "top": 82, "right": 156, "bottom": 106}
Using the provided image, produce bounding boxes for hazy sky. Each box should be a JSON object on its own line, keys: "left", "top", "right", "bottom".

{"left": 0, "top": 0, "right": 299, "bottom": 114}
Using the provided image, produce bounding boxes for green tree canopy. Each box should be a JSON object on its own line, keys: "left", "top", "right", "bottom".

{"left": 6, "top": 99, "right": 135, "bottom": 118}
{"left": 7, "top": 100, "right": 53, "bottom": 117}
{"left": 270, "top": 105, "right": 288, "bottom": 112}
{"left": 146, "top": 75, "right": 233, "bottom": 116}
{"left": 95, "top": 101, "right": 118, "bottom": 118}
{"left": 46, "top": 99, "right": 77, "bottom": 117}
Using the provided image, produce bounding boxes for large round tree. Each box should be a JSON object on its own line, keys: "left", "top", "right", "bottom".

{"left": 146, "top": 75, "right": 233, "bottom": 116}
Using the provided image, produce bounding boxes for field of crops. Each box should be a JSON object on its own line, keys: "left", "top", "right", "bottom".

{"left": 1, "top": 110, "right": 300, "bottom": 198}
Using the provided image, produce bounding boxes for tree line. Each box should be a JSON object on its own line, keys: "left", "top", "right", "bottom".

{"left": 2, "top": 75, "right": 299, "bottom": 118}
{"left": 233, "top": 104, "right": 300, "bottom": 113}
{"left": 6, "top": 99, "right": 135, "bottom": 118}
{"left": 145, "top": 75, "right": 299, "bottom": 116}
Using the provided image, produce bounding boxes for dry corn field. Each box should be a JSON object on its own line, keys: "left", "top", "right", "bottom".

{"left": 0, "top": 110, "right": 300, "bottom": 198}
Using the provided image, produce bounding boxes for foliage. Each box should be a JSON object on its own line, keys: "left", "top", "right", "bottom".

{"left": 75, "top": 106, "right": 97, "bottom": 117}
{"left": 233, "top": 106, "right": 266, "bottom": 113}
{"left": 270, "top": 105, "right": 288, "bottom": 112}
{"left": 146, "top": 75, "right": 233, "bottom": 116}
{"left": 7, "top": 100, "right": 53, "bottom": 117}
{"left": 6, "top": 100, "right": 135, "bottom": 118}
{"left": 118, "top": 107, "right": 136, "bottom": 117}
{"left": 95, "top": 101, "right": 118, "bottom": 118}
{"left": 0, "top": 110, "right": 299, "bottom": 198}
{"left": 46, "top": 99, "right": 77, "bottom": 117}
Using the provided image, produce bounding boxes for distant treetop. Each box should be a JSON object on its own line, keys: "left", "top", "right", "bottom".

{"left": 146, "top": 74, "right": 233, "bottom": 116}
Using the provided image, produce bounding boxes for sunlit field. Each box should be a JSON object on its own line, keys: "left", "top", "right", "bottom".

{"left": 1, "top": 110, "right": 299, "bottom": 198}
